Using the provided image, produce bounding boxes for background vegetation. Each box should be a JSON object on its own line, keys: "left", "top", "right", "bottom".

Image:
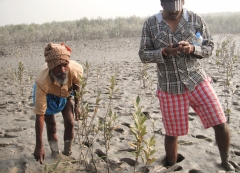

{"left": 0, "top": 12, "right": 239, "bottom": 45}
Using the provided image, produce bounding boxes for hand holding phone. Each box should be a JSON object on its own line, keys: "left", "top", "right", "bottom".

{"left": 172, "top": 44, "right": 179, "bottom": 48}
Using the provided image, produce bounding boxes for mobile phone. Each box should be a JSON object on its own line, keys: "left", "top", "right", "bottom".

{"left": 172, "top": 44, "right": 179, "bottom": 48}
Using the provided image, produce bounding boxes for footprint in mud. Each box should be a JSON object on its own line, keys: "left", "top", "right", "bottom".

{"left": 120, "top": 158, "right": 137, "bottom": 166}
{"left": 176, "top": 154, "right": 185, "bottom": 164}
{"left": 189, "top": 112, "right": 197, "bottom": 116}
{"left": 194, "top": 135, "right": 212, "bottom": 142}
{"left": 117, "top": 148, "right": 135, "bottom": 153}
{"left": 188, "top": 115, "right": 195, "bottom": 121}
{"left": 121, "top": 122, "right": 131, "bottom": 128}
{"left": 95, "top": 149, "right": 107, "bottom": 160}
{"left": 114, "top": 127, "right": 124, "bottom": 133}
{"left": 142, "top": 111, "right": 150, "bottom": 119}
{"left": 139, "top": 167, "right": 150, "bottom": 173}
{"left": 114, "top": 106, "right": 123, "bottom": 110}
{"left": 3, "top": 133, "right": 19, "bottom": 138}
{"left": 28, "top": 103, "right": 34, "bottom": 107}
{"left": 153, "top": 110, "right": 160, "bottom": 114}
{"left": 82, "top": 141, "right": 92, "bottom": 147}
{"left": 165, "top": 164, "right": 183, "bottom": 172}
{"left": 229, "top": 161, "right": 240, "bottom": 171}
{"left": 5, "top": 127, "right": 26, "bottom": 132}
{"left": 234, "top": 150, "right": 240, "bottom": 156}
{"left": 0, "top": 143, "right": 12, "bottom": 147}
{"left": 160, "top": 153, "right": 185, "bottom": 167}
{"left": 13, "top": 119, "right": 27, "bottom": 122}
{"left": 119, "top": 137, "right": 125, "bottom": 141}
{"left": 108, "top": 159, "right": 123, "bottom": 172}
{"left": 1, "top": 127, "right": 26, "bottom": 138}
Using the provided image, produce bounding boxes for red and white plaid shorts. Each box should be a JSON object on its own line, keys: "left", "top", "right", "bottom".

{"left": 157, "top": 78, "right": 226, "bottom": 136}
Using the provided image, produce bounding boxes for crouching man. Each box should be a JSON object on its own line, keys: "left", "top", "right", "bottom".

{"left": 33, "top": 43, "right": 83, "bottom": 164}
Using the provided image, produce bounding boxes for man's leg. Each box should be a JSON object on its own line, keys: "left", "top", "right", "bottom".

{"left": 61, "top": 98, "right": 74, "bottom": 156}
{"left": 165, "top": 135, "right": 178, "bottom": 166}
{"left": 157, "top": 90, "right": 189, "bottom": 166}
{"left": 213, "top": 123, "right": 234, "bottom": 171}
{"left": 189, "top": 78, "right": 234, "bottom": 171}
{"left": 45, "top": 115, "right": 59, "bottom": 154}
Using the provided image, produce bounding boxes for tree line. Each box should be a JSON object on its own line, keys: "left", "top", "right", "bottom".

{"left": 0, "top": 12, "right": 239, "bottom": 45}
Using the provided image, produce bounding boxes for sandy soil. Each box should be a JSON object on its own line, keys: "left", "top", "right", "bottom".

{"left": 0, "top": 36, "right": 239, "bottom": 173}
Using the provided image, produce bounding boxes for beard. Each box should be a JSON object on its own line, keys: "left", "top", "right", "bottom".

{"left": 50, "top": 71, "right": 68, "bottom": 85}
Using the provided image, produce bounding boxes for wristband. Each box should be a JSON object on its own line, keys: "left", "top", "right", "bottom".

{"left": 162, "top": 48, "right": 168, "bottom": 56}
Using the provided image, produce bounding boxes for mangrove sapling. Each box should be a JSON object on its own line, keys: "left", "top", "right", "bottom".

{"left": 142, "top": 137, "right": 157, "bottom": 173}
{"left": 150, "top": 117, "right": 159, "bottom": 137}
{"left": 74, "top": 66, "right": 120, "bottom": 173}
{"left": 147, "top": 76, "right": 155, "bottom": 104}
{"left": 15, "top": 60, "right": 25, "bottom": 95}
{"left": 17, "top": 61, "right": 24, "bottom": 84}
{"left": 96, "top": 65, "right": 100, "bottom": 91}
{"left": 83, "top": 91, "right": 102, "bottom": 172}
{"left": 75, "top": 61, "right": 102, "bottom": 171}
{"left": 129, "top": 96, "right": 148, "bottom": 173}
{"left": 139, "top": 63, "right": 149, "bottom": 88}
{"left": 215, "top": 37, "right": 239, "bottom": 123}
{"left": 103, "top": 75, "right": 119, "bottom": 173}
{"left": 6, "top": 64, "right": 14, "bottom": 82}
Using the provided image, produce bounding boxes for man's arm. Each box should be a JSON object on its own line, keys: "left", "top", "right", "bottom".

{"left": 34, "top": 114, "right": 45, "bottom": 164}
{"left": 71, "top": 62, "right": 84, "bottom": 120}
{"left": 73, "top": 84, "right": 81, "bottom": 120}
{"left": 191, "top": 18, "right": 214, "bottom": 59}
{"left": 138, "top": 18, "right": 166, "bottom": 64}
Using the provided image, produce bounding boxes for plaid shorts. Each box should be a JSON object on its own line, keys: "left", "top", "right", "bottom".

{"left": 157, "top": 78, "right": 226, "bottom": 136}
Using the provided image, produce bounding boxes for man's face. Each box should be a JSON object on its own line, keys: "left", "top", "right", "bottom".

{"left": 164, "top": 10, "right": 182, "bottom": 20}
{"left": 51, "top": 62, "right": 69, "bottom": 84}
{"left": 161, "top": 0, "right": 184, "bottom": 19}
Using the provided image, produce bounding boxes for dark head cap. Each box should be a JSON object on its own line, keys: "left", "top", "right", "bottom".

{"left": 161, "top": 0, "right": 183, "bottom": 12}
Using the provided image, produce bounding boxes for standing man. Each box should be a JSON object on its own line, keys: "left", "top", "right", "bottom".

{"left": 138, "top": 0, "right": 234, "bottom": 171}
{"left": 33, "top": 43, "right": 83, "bottom": 164}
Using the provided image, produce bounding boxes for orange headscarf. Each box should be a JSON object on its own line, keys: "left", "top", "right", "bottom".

{"left": 44, "top": 43, "right": 72, "bottom": 70}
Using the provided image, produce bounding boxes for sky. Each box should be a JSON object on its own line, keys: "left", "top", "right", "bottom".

{"left": 0, "top": 0, "right": 239, "bottom": 26}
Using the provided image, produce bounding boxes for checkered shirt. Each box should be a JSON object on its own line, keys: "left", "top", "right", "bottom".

{"left": 138, "top": 8, "right": 214, "bottom": 94}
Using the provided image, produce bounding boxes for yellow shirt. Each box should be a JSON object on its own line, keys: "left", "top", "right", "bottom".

{"left": 33, "top": 60, "right": 83, "bottom": 115}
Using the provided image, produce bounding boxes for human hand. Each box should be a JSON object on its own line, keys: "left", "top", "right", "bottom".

{"left": 34, "top": 147, "right": 45, "bottom": 164}
{"left": 178, "top": 41, "right": 194, "bottom": 54}
{"left": 164, "top": 44, "right": 181, "bottom": 56}
{"left": 74, "top": 106, "right": 81, "bottom": 121}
